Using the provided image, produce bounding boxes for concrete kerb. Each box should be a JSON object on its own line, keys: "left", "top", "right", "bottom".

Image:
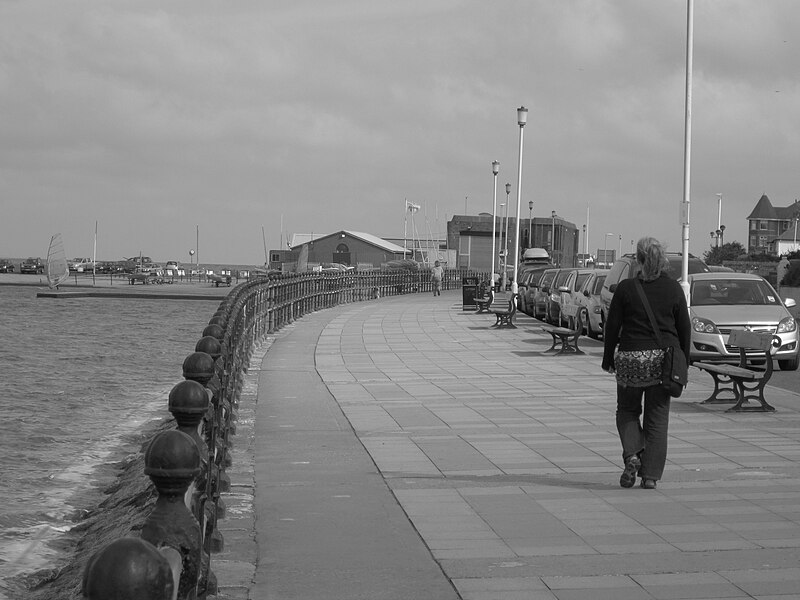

{"left": 215, "top": 291, "right": 800, "bottom": 600}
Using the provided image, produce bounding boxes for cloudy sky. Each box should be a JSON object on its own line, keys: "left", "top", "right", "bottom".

{"left": 3, "top": 1, "right": 800, "bottom": 265}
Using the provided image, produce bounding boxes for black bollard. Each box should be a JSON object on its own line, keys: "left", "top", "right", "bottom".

{"left": 141, "top": 430, "right": 202, "bottom": 600}
{"left": 82, "top": 537, "right": 176, "bottom": 600}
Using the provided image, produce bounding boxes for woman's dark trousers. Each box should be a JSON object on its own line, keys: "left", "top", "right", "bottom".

{"left": 616, "top": 384, "right": 671, "bottom": 481}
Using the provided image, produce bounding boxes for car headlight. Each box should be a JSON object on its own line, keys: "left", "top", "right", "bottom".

{"left": 692, "top": 316, "right": 718, "bottom": 334}
{"left": 777, "top": 317, "right": 797, "bottom": 334}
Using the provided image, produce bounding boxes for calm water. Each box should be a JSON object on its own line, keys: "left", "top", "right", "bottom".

{"left": 0, "top": 285, "right": 219, "bottom": 595}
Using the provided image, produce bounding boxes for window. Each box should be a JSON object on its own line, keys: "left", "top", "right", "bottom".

{"left": 759, "top": 235, "right": 768, "bottom": 247}
{"left": 759, "top": 221, "right": 768, "bottom": 230}
{"left": 271, "top": 253, "right": 280, "bottom": 262}
{"left": 750, "top": 220, "right": 757, "bottom": 230}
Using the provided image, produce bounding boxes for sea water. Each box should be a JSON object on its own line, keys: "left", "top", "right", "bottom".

{"left": 0, "top": 285, "right": 219, "bottom": 594}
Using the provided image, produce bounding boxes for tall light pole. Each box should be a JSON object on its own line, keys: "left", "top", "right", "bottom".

{"left": 489, "top": 160, "right": 500, "bottom": 289}
{"left": 491, "top": 160, "right": 500, "bottom": 289}
{"left": 618, "top": 234, "right": 622, "bottom": 261}
{"left": 679, "top": 0, "right": 695, "bottom": 299}
{"left": 551, "top": 210, "right": 557, "bottom": 265}
{"left": 716, "top": 193, "right": 722, "bottom": 230}
{"left": 503, "top": 183, "right": 511, "bottom": 287}
{"left": 528, "top": 200, "right": 533, "bottom": 249}
{"left": 512, "top": 106, "right": 528, "bottom": 294}
{"left": 604, "top": 233, "right": 614, "bottom": 268}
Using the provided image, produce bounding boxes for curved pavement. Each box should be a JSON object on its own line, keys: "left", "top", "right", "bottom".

{"left": 215, "top": 290, "right": 800, "bottom": 600}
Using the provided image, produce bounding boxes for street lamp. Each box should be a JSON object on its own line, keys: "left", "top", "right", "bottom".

{"left": 603, "top": 233, "right": 614, "bottom": 268}
{"left": 503, "top": 183, "right": 511, "bottom": 288}
{"left": 491, "top": 160, "right": 500, "bottom": 289}
{"left": 528, "top": 200, "right": 533, "bottom": 249}
{"left": 719, "top": 224, "right": 725, "bottom": 246}
{"left": 551, "top": 210, "right": 557, "bottom": 265}
{"left": 512, "top": 106, "right": 528, "bottom": 294}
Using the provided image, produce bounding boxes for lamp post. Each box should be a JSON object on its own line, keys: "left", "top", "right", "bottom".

{"left": 491, "top": 160, "right": 500, "bottom": 289}
{"left": 618, "top": 234, "right": 622, "bottom": 262}
{"left": 604, "top": 232, "right": 614, "bottom": 268}
{"left": 551, "top": 210, "right": 557, "bottom": 265}
{"left": 719, "top": 224, "right": 725, "bottom": 246}
{"left": 503, "top": 183, "right": 511, "bottom": 288}
{"left": 716, "top": 193, "right": 722, "bottom": 230}
{"left": 189, "top": 249, "right": 195, "bottom": 279}
{"left": 512, "top": 106, "right": 528, "bottom": 294}
{"left": 528, "top": 200, "right": 533, "bottom": 249}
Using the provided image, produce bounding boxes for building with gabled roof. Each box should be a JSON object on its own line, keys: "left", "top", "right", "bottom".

{"left": 269, "top": 230, "right": 409, "bottom": 271}
{"left": 746, "top": 194, "right": 800, "bottom": 254}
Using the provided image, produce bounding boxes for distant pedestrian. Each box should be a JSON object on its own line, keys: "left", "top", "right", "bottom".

{"left": 431, "top": 261, "right": 444, "bottom": 296}
{"left": 602, "top": 237, "right": 691, "bottom": 490}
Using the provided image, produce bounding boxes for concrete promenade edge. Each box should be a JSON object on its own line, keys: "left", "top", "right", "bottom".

{"left": 213, "top": 290, "right": 800, "bottom": 600}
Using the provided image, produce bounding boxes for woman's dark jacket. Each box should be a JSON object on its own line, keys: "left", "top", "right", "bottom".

{"left": 602, "top": 272, "right": 692, "bottom": 372}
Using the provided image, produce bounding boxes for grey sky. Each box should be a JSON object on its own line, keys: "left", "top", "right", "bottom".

{"left": 2, "top": 1, "right": 799, "bottom": 264}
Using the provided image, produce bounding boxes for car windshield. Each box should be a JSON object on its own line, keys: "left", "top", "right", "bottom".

{"left": 691, "top": 279, "right": 782, "bottom": 306}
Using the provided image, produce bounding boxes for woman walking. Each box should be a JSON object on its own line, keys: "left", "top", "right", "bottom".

{"left": 602, "top": 237, "right": 691, "bottom": 489}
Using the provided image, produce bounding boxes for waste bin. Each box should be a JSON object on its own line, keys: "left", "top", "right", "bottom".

{"left": 462, "top": 276, "right": 479, "bottom": 310}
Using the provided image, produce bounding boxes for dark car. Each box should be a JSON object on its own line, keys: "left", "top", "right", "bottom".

{"left": 20, "top": 258, "right": 44, "bottom": 274}
{"left": 0, "top": 260, "right": 15, "bottom": 273}
{"left": 599, "top": 252, "right": 710, "bottom": 325}
{"left": 532, "top": 268, "right": 560, "bottom": 321}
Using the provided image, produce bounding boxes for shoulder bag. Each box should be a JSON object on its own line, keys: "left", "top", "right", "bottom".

{"left": 634, "top": 279, "right": 688, "bottom": 397}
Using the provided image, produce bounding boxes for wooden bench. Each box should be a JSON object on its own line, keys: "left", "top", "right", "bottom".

{"left": 540, "top": 303, "right": 585, "bottom": 355}
{"left": 693, "top": 330, "right": 776, "bottom": 412}
{"left": 490, "top": 294, "right": 517, "bottom": 328}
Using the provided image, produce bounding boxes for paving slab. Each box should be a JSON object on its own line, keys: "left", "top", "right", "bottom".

{"left": 215, "top": 290, "right": 800, "bottom": 600}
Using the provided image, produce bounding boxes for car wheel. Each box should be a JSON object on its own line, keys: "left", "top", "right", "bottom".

{"left": 778, "top": 356, "right": 799, "bottom": 371}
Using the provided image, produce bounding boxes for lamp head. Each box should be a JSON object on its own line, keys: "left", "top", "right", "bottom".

{"left": 517, "top": 106, "right": 528, "bottom": 127}
{"left": 551, "top": 210, "right": 556, "bottom": 219}
{"left": 505, "top": 183, "right": 511, "bottom": 195}
{"left": 528, "top": 200, "right": 533, "bottom": 211}
{"left": 492, "top": 160, "right": 500, "bottom": 175}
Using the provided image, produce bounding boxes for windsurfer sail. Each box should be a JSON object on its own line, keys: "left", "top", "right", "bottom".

{"left": 46, "top": 234, "right": 69, "bottom": 289}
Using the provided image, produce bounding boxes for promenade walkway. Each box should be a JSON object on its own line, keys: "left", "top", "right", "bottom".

{"left": 217, "top": 290, "right": 800, "bottom": 600}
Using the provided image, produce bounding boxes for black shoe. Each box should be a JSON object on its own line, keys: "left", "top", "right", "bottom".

{"left": 640, "top": 478, "right": 657, "bottom": 490}
{"left": 620, "top": 456, "right": 641, "bottom": 488}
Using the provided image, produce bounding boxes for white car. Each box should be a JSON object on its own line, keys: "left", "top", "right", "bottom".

{"left": 69, "top": 258, "right": 95, "bottom": 272}
{"left": 688, "top": 272, "right": 799, "bottom": 371}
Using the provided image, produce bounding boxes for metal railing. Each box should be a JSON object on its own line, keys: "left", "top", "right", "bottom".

{"left": 79, "top": 268, "right": 480, "bottom": 599}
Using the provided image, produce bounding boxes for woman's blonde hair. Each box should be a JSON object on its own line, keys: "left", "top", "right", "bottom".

{"left": 636, "top": 237, "right": 668, "bottom": 282}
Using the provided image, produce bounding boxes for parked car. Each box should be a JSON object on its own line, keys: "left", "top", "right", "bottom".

{"left": 515, "top": 269, "right": 537, "bottom": 314}
{"left": 556, "top": 268, "right": 594, "bottom": 326}
{"left": 575, "top": 272, "right": 606, "bottom": 339}
{"left": 0, "top": 260, "right": 15, "bottom": 273}
{"left": 600, "top": 252, "right": 710, "bottom": 326}
{"left": 532, "top": 268, "right": 559, "bottom": 321}
{"left": 516, "top": 262, "right": 554, "bottom": 315}
{"left": 20, "top": 258, "right": 44, "bottom": 274}
{"left": 69, "top": 258, "right": 94, "bottom": 272}
{"left": 546, "top": 268, "right": 578, "bottom": 324}
{"left": 688, "top": 272, "right": 799, "bottom": 371}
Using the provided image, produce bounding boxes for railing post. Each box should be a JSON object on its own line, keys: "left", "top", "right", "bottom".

{"left": 82, "top": 537, "right": 177, "bottom": 600}
{"left": 141, "top": 430, "right": 202, "bottom": 600}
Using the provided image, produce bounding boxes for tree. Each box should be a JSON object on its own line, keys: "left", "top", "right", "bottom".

{"left": 703, "top": 241, "right": 746, "bottom": 265}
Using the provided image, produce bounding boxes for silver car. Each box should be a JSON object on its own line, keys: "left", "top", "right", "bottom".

{"left": 688, "top": 272, "right": 799, "bottom": 371}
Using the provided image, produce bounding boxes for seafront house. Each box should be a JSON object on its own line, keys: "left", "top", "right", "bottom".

{"left": 747, "top": 194, "right": 800, "bottom": 255}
